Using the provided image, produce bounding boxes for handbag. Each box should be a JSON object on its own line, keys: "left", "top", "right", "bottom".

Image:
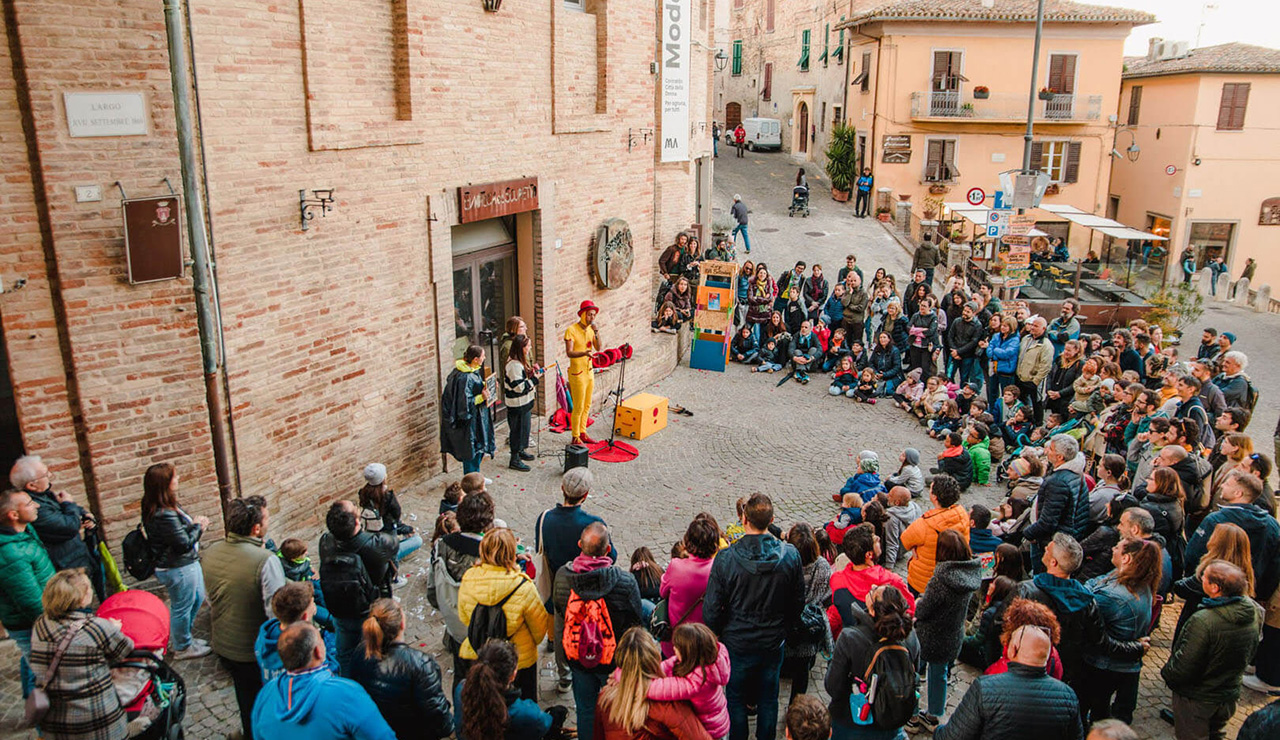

{"left": 23, "top": 619, "right": 87, "bottom": 728}
{"left": 533, "top": 509, "right": 554, "bottom": 602}
{"left": 648, "top": 594, "right": 703, "bottom": 643}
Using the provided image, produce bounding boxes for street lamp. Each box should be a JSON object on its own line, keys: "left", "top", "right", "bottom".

{"left": 714, "top": 49, "right": 729, "bottom": 73}
{"left": 1110, "top": 127, "right": 1141, "bottom": 162}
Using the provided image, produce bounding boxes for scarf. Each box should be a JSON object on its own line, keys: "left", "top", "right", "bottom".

{"left": 572, "top": 553, "right": 615, "bottom": 573}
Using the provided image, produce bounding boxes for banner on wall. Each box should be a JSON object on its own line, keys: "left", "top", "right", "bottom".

{"left": 660, "top": 0, "right": 691, "bottom": 163}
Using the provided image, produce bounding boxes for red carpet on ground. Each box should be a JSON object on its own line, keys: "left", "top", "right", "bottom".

{"left": 586, "top": 438, "right": 638, "bottom": 462}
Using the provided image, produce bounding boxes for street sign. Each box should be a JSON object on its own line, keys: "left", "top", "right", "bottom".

{"left": 992, "top": 190, "right": 1007, "bottom": 209}
{"left": 986, "top": 208, "right": 1012, "bottom": 239}
{"left": 986, "top": 225, "right": 1002, "bottom": 238}
{"left": 966, "top": 187, "right": 986, "bottom": 206}
{"left": 1165, "top": 165, "right": 1177, "bottom": 176}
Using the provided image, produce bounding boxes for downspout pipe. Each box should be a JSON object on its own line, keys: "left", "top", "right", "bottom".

{"left": 163, "top": 0, "right": 235, "bottom": 520}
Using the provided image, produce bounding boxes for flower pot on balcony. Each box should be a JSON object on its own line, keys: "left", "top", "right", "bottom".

{"left": 929, "top": 184, "right": 948, "bottom": 195}
{"left": 1044, "top": 183, "right": 1060, "bottom": 195}
{"left": 1038, "top": 90, "right": 1055, "bottom": 101}
{"left": 878, "top": 212, "right": 891, "bottom": 222}
{"left": 973, "top": 88, "right": 990, "bottom": 100}
{"left": 832, "top": 187, "right": 851, "bottom": 202}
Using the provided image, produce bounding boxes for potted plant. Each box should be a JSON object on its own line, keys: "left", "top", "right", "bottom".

{"left": 960, "top": 103, "right": 975, "bottom": 117}
{"left": 712, "top": 217, "right": 733, "bottom": 243}
{"left": 877, "top": 206, "right": 891, "bottom": 222}
{"left": 973, "top": 86, "right": 990, "bottom": 100}
{"left": 1039, "top": 87, "right": 1056, "bottom": 101}
{"left": 928, "top": 184, "right": 948, "bottom": 195}
{"left": 824, "top": 123, "right": 858, "bottom": 202}
{"left": 1044, "top": 183, "right": 1060, "bottom": 195}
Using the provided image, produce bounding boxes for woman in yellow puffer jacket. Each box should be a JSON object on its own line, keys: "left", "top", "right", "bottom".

{"left": 457, "top": 527, "right": 550, "bottom": 700}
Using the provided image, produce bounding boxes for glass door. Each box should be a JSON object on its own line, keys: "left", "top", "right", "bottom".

{"left": 452, "top": 245, "right": 519, "bottom": 420}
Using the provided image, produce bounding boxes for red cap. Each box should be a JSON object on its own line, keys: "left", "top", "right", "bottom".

{"left": 578, "top": 300, "right": 600, "bottom": 316}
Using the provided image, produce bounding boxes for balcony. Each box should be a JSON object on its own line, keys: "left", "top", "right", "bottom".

{"left": 910, "top": 91, "right": 1102, "bottom": 123}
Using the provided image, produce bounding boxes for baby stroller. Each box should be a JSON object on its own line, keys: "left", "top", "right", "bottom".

{"left": 100, "top": 590, "right": 187, "bottom": 740}
{"left": 788, "top": 184, "right": 810, "bottom": 217}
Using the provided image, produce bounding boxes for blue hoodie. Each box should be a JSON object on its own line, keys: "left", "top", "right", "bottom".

{"left": 840, "top": 472, "right": 886, "bottom": 503}
{"left": 1031, "top": 572, "right": 1094, "bottom": 613}
{"left": 986, "top": 331, "right": 1020, "bottom": 375}
{"left": 251, "top": 665, "right": 396, "bottom": 740}
{"left": 255, "top": 619, "right": 340, "bottom": 684}
{"left": 968, "top": 527, "right": 1003, "bottom": 554}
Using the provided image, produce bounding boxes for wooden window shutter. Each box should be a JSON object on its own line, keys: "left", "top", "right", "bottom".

{"left": 763, "top": 62, "right": 772, "bottom": 101}
{"left": 1232, "top": 83, "right": 1251, "bottom": 128}
{"left": 766, "top": 0, "right": 774, "bottom": 32}
{"left": 926, "top": 140, "right": 944, "bottom": 180}
{"left": 943, "top": 140, "right": 958, "bottom": 179}
{"left": 1060, "top": 56, "right": 1076, "bottom": 93}
{"left": 1030, "top": 141, "right": 1044, "bottom": 171}
{"left": 1217, "top": 83, "right": 1250, "bottom": 130}
{"left": 1127, "top": 85, "right": 1142, "bottom": 126}
{"left": 932, "top": 51, "right": 949, "bottom": 85}
{"left": 732, "top": 39, "right": 742, "bottom": 76}
{"left": 1064, "top": 141, "right": 1082, "bottom": 183}
{"left": 862, "top": 51, "right": 872, "bottom": 91}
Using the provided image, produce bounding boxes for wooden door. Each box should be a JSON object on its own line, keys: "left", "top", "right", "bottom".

{"left": 797, "top": 102, "right": 809, "bottom": 153}
{"left": 725, "top": 102, "right": 742, "bottom": 129}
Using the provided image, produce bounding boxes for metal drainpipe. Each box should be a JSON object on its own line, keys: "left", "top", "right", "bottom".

{"left": 163, "top": 0, "right": 236, "bottom": 521}
{"left": 1020, "top": 0, "right": 1047, "bottom": 176}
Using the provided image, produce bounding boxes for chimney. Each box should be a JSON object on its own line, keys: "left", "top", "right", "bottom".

{"left": 1148, "top": 37, "right": 1164, "bottom": 61}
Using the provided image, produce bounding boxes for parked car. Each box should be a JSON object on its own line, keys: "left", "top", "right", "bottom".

{"left": 725, "top": 118, "right": 782, "bottom": 151}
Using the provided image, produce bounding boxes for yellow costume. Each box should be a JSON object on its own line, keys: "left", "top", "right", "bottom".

{"left": 565, "top": 319, "right": 596, "bottom": 440}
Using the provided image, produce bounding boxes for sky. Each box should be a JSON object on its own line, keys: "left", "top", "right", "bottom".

{"left": 1114, "top": 0, "right": 1280, "bottom": 56}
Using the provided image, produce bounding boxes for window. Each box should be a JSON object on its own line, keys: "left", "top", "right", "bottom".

{"left": 762, "top": 62, "right": 773, "bottom": 101}
{"left": 821, "top": 24, "right": 829, "bottom": 68}
{"left": 1127, "top": 85, "right": 1142, "bottom": 126}
{"left": 732, "top": 39, "right": 742, "bottom": 76}
{"left": 766, "top": 0, "right": 774, "bottom": 32}
{"left": 563, "top": 0, "right": 584, "bottom": 9}
{"left": 833, "top": 105, "right": 842, "bottom": 128}
{"left": 1047, "top": 54, "right": 1077, "bottom": 94}
{"left": 821, "top": 102, "right": 827, "bottom": 132}
{"left": 1218, "top": 83, "right": 1250, "bottom": 130}
{"left": 925, "top": 139, "right": 958, "bottom": 182}
{"left": 834, "top": 19, "right": 845, "bottom": 64}
{"left": 1030, "top": 140, "right": 1082, "bottom": 183}
{"left": 799, "top": 29, "right": 810, "bottom": 72}
{"left": 861, "top": 51, "right": 872, "bottom": 92}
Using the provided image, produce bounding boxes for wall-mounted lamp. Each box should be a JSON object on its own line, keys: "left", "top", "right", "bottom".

{"left": 1109, "top": 128, "right": 1141, "bottom": 162}
{"left": 714, "top": 49, "right": 729, "bottom": 73}
{"left": 299, "top": 188, "right": 335, "bottom": 231}
{"left": 1193, "top": 157, "right": 1202, "bottom": 166}
{"left": 626, "top": 128, "right": 654, "bottom": 152}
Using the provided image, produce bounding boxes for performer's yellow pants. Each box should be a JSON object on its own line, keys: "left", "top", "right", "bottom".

{"left": 569, "top": 369, "right": 594, "bottom": 439}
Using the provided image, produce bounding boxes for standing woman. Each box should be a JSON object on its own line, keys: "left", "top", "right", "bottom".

{"left": 1044, "top": 339, "right": 1083, "bottom": 419}
{"left": 441, "top": 345, "right": 496, "bottom": 475}
{"left": 747, "top": 265, "right": 777, "bottom": 343}
{"left": 1081, "top": 538, "right": 1162, "bottom": 724}
{"left": 734, "top": 261, "right": 755, "bottom": 328}
{"left": 1140, "top": 466, "right": 1187, "bottom": 581}
{"left": 456, "top": 639, "right": 568, "bottom": 740}
{"left": 29, "top": 569, "right": 135, "bottom": 740}
{"left": 782, "top": 524, "right": 833, "bottom": 705}
{"left": 906, "top": 297, "right": 938, "bottom": 375}
{"left": 658, "top": 517, "right": 719, "bottom": 657}
{"left": 593, "top": 627, "right": 712, "bottom": 740}
{"left": 881, "top": 299, "right": 909, "bottom": 358}
{"left": 908, "top": 530, "right": 982, "bottom": 734}
{"left": 825, "top": 585, "right": 920, "bottom": 740}
{"left": 141, "top": 462, "right": 211, "bottom": 659}
{"left": 503, "top": 335, "right": 541, "bottom": 472}
{"left": 350, "top": 598, "right": 455, "bottom": 740}
{"left": 985, "top": 315, "right": 1021, "bottom": 407}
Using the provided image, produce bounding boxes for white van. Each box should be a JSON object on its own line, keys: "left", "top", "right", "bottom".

{"left": 726, "top": 117, "right": 782, "bottom": 151}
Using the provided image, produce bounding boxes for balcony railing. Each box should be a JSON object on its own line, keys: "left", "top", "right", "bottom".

{"left": 910, "top": 91, "right": 1102, "bottom": 123}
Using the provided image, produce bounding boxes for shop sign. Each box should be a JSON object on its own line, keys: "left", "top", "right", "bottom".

{"left": 458, "top": 177, "right": 539, "bottom": 224}
{"left": 660, "top": 0, "right": 691, "bottom": 162}
{"left": 123, "top": 195, "right": 184, "bottom": 284}
{"left": 594, "top": 218, "right": 635, "bottom": 290}
{"left": 882, "top": 134, "right": 911, "bottom": 163}
{"left": 1002, "top": 215, "right": 1034, "bottom": 288}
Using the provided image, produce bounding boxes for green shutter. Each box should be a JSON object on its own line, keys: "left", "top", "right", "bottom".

{"left": 732, "top": 39, "right": 742, "bottom": 76}
{"left": 800, "top": 29, "right": 810, "bottom": 71}
{"left": 820, "top": 24, "right": 829, "bottom": 67}
{"left": 834, "top": 19, "right": 845, "bottom": 62}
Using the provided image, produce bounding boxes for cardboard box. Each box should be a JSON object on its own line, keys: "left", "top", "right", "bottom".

{"left": 613, "top": 392, "right": 669, "bottom": 440}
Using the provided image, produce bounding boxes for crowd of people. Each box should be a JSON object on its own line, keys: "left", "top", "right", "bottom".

{"left": 4, "top": 236, "right": 1280, "bottom": 740}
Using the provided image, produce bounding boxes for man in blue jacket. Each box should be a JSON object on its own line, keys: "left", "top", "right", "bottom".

{"left": 703, "top": 493, "right": 804, "bottom": 740}
{"left": 252, "top": 622, "right": 395, "bottom": 740}
{"left": 255, "top": 582, "right": 339, "bottom": 683}
{"left": 1186, "top": 471, "right": 1280, "bottom": 602}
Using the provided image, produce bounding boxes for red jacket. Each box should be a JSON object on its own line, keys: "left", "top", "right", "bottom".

{"left": 733, "top": 127, "right": 746, "bottom": 144}
{"left": 593, "top": 696, "right": 713, "bottom": 740}
{"left": 826, "top": 564, "right": 916, "bottom": 637}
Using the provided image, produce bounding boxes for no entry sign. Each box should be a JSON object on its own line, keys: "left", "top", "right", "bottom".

{"left": 966, "top": 187, "right": 986, "bottom": 206}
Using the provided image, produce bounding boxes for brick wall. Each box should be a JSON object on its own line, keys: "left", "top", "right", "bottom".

{"left": 0, "top": 0, "right": 712, "bottom": 538}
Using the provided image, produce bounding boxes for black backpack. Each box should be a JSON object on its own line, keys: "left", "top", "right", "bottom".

{"left": 862, "top": 642, "right": 919, "bottom": 730}
{"left": 121, "top": 524, "right": 156, "bottom": 581}
{"left": 467, "top": 581, "right": 525, "bottom": 651}
{"left": 320, "top": 545, "right": 378, "bottom": 620}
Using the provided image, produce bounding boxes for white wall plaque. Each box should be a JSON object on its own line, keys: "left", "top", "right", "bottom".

{"left": 64, "top": 92, "right": 148, "bottom": 138}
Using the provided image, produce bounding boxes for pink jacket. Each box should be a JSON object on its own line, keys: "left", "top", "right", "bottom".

{"left": 659, "top": 555, "right": 715, "bottom": 654}
{"left": 647, "top": 643, "right": 731, "bottom": 739}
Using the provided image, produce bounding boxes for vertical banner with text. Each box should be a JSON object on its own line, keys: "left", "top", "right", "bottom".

{"left": 660, "top": 0, "right": 691, "bottom": 162}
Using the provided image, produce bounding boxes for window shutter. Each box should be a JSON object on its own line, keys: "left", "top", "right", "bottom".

{"left": 1219, "top": 82, "right": 1251, "bottom": 130}
{"left": 1059, "top": 55, "right": 1076, "bottom": 93}
{"left": 1030, "top": 141, "right": 1044, "bottom": 172}
{"left": 944, "top": 140, "right": 958, "bottom": 179}
{"left": 862, "top": 51, "right": 872, "bottom": 91}
{"left": 763, "top": 62, "right": 772, "bottom": 101}
{"left": 766, "top": 0, "right": 774, "bottom": 32}
{"left": 1232, "top": 83, "right": 1250, "bottom": 129}
{"left": 732, "top": 40, "right": 742, "bottom": 76}
{"left": 926, "top": 140, "right": 944, "bottom": 180}
{"left": 800, "top": 29, "right": 810, "bottom": 71}
{"left": 1064, "top": 141, "right": 1082, "bottom": 183}
{"left": 1127, "top": 85, "right": 1142, "bottom": 126}
{"left": 932, "top": 51, "right": 949, "bottom": 87}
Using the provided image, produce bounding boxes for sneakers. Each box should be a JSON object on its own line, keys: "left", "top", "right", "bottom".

{"left": 905, "top": 712, "right": 939, "bottom": 734}
{"left": 173, "top": 643, "right": 212, "bottom": 660}
{"left": 392, "top": 574, "right": 408, "bottom": 587}
{"left": 556, "top": 678, "right": 573, "bottom": 695}
{"left": 1243, "top": 675, "right": 1280, "bottom": 695}
{"left": 483, "top": 477, "right": 494, "bottom": 486}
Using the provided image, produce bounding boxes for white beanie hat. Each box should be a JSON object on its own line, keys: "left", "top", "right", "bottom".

{"left": 362, "top": 463, "right": 387, "bottom": 486}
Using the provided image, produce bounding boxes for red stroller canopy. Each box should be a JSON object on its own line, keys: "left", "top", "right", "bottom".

{"left": 99, "top": 590, "right": 170, "bottom": 652}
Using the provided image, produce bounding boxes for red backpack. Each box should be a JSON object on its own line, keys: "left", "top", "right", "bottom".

{"left": 562, "top": 590, "right": 616, "bottom": 668}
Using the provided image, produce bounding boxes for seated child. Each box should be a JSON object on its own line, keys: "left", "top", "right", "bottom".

{"left": 432, "top": 511, "right": 459, "bottom": 546}
{"left": 723, "top": 497, "right": 747, "bottom": 543}
{"left": 913, "top": 375, "right": 949, "bottom": 421}
{"left": 828, "top": 356, "right": 858, "bottom": 397}
{"left": 837, "top": 451, "right": 886, "bottom": 503}
{"left": 813, "top": 319, "right": 832, "bottom": 354}
{"left": 965, "top": 423, "right": 992, "bottom": 485}
{"left": 824, "top": 492, "right": 864, "bottom": 547}
{"left": 277, "top": 538, "right": 331, "bottom": 628}
{"left": 885, "top": 448, "right": 925, "bottom": 498}
{"left": 439, "top": 481, "right": 463, "bottom": 516}
{"left": 955, "top": 382, "right": 981, "bottom": 416}
{"left": 968, "top": 505, "right": 1003, "bottom": 554}
{"left": 893, "top": 368, "right": 925, "bottom": 410}
{"left": 932, "top": 432, "right": 974, "bottom": 490}
{"left": 853, "top": 367, "right": 877, "bottom": 404}
{"left": 882, "top": 486, "right": 923, "bottom": 568}
{"left": 754, "top": 337, "right": 784, "bottom": 373}
{"left": 651, "top": 301, "right": 679, "bottom": 334}
{"left": 731, "top": 325, "right": 760, "bottom": 364}
{"left": 927, "top": 399, "right": 962, "bottom": 438}
{"left": 990, "top": 497, "right": 1033, "bottom": 537}
{"left": 1002, "top": 404, "right": 1033, "bottom": 447}
{"left": 847, "top": 339, "right": 869, "bottom": 371}
{"left": 821, "top": 328, "right": 850, "bottom": 372}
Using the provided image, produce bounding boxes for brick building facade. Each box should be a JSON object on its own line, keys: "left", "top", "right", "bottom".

{"left": 0, "top": 0, "right": 715, "bottom": 537}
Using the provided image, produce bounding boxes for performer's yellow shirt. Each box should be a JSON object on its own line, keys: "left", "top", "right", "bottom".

{"left": 565, "top": 321, "right": 596, "bottom": 374}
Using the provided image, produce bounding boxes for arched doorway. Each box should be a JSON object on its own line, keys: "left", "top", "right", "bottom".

{"left": 725, "top": 102, "right": 742, "bottom": 130}
{"left": 797, "top": 102, "right": 809, "bottom": 153}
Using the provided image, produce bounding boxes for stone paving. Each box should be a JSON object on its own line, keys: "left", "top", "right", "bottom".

{"left": 2, "top": 151, "right": 1275, "bottom": 739}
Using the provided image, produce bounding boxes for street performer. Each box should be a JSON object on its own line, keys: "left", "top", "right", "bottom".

{"left": 565, "top": 300, "right": 601, "bottom": 445}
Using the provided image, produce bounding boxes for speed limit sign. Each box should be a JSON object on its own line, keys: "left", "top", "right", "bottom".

{"left": 966, "top": 187, "right": 986, "bottom": 206}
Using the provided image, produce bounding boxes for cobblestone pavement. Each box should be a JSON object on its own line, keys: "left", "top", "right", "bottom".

{"left": 2, "top": 152, "right": 1274, "bottom": 738}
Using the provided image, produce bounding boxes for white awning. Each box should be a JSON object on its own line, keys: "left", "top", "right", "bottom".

{"left": 1037, "top": 204, "right": 1168, "bottom": 240}
{"left": 942, "top": 202, "right": 1048, "bottom": 236}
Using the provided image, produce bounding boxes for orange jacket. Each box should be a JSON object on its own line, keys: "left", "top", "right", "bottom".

{"left": 900, "top": 504, "right": 971, "bottom": 593}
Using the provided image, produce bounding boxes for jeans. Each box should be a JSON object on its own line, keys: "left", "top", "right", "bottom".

{"left": 397, "top": 534, "right": 424, "bottom": 561}
{"left": 923, "top": 268, "right": 935, "bottom": 288}
{"left": 987, "top": 373, "right": 1015, "bottom": 407}
{"left": 11, "top": 627, "right": 34, "bottom": 698}
{"left": 733, "top": 223, "right": 751, "bottom": 252}
{"left": 507, "top": 403, "right": 532, "bottom": 460}
{"left": 462, "top": 453, "right": 483, "bottom": 474}
{"left": 926, "top": 661, "right": 950, "bottom": 716}
{"left": 955, "top": 357, "right": 981, "bottom": 388}
{"left": 154, "top": 561, "right": 205, "bottom": 651}
{"left": 727, "top": 645, "right": 784, "bottom": 740}
{"left": 855, "top": 190, "right": 871, "bottom": 217}
{"left": 640, "top": 598, "right": 656, "bottom": 621}
{"left": 714, "top": 138, "right": 719, "bottom": 156}
{"left": 734, "top": 350, "right": 760, "bottom": 364}
{"left": 571, "top": 667, "right": 611, "bottom": 740}
{"left": 221, "top": 657, "right": 262, "bottom": 738}
{"left": 333, "top": 616, "right": 365, "bottom": 677}
{"left": 755, "top": 362, "right": 783, "bottom": 373}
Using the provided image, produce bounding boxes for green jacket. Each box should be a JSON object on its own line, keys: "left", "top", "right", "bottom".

{"left": 202, "top": 532, "right": 285, "bottom": 663}
{"left": 1161, "top": 595, "right": 1262, "bottom": 704}
{"left": 0, "top": 526, "right": 56, "bottom": 630}
{"left": 965, "top": 438, "right": 992, "bottom": 485}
